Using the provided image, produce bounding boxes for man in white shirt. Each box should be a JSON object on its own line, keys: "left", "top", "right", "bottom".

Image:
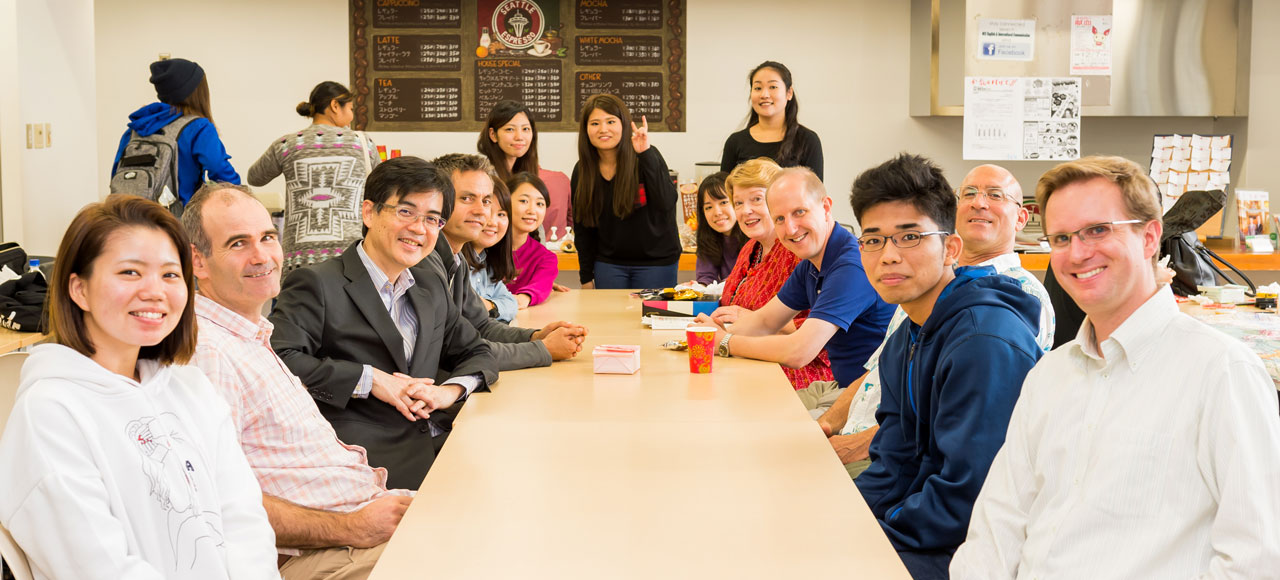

{"left": 951, "top": 155, "right": 1280, "bottom": 578}
{"left": 817, "top": 164, "right": 1054, "bottom": 478}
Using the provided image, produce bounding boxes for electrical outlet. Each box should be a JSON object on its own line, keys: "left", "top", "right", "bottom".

{"left": 32, "top": 123, "right": 45, "bottom": 149}
{"left": 43, "top": 123, "right": 51, "bottom": 147}
{"left": 25, "top": 124, "right": 33, "bottom": 148}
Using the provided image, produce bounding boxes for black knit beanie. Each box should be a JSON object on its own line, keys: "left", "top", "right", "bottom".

{"left": 149, "top": 58, "right": 205, "bottom": 104}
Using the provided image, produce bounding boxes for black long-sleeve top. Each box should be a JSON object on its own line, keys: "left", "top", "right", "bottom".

{"left": 570, "top": 147, "right": 682, "bottom": 284}
{"left": 719, "top": 125, "right": 824, "bottom": 180}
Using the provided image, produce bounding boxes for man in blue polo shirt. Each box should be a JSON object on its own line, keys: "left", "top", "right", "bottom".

{"left": 694, "top": 167, "right": 894, "bottom": 405}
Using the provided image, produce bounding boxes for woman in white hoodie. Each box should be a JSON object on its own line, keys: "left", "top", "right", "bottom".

{"left": 0, "top": 195, "right": 279, "bottom": 579}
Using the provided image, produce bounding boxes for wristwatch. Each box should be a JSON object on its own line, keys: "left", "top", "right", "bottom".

{"left": 716, "top": 333, "right": 732, "bottom": 358}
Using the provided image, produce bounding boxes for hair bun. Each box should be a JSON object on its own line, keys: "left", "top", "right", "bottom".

{"left": 296, "top": 102, "right": 314, "bottom": 117}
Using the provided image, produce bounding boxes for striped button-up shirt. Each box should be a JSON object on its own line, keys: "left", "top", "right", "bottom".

{"left": 193, "top": 295, "right": 411, "bottom": 518}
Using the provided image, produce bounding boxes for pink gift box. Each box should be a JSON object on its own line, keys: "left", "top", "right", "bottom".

{"left": 593, "top": 345, "right": 641, "bottom": 375}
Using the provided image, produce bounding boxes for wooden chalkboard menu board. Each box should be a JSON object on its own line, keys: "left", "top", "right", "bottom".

{"left": 350, "top": 0, "right": 686, "bottom": 132}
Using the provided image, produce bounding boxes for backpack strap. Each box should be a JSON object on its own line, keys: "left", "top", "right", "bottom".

{"left": 161, "top": 115, "right": 200, "bottom": 202}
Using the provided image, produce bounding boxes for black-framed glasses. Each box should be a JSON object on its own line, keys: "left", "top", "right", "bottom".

{"left": 1038, "top": 220, "right": 1142, "bottom": 251}
{"left": 956, "top": 186, "right": 1019, "bottom": 205}
{"left": 377, "top": 203, "right": 446, "bottom": 229}
{"left": 858, "top": 231, "right": 949, "bottom": 252}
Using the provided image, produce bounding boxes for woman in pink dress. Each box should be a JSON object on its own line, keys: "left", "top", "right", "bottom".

{"left": 713, "top": 158, "right": 833, "bottom": 390}
{"left": 505, "top": 172, "right": 560, "bottom": 308}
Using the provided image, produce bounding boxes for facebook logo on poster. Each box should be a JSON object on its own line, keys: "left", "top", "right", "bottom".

{"left": 983, "top": 43, "right": 997, "bottom": 56}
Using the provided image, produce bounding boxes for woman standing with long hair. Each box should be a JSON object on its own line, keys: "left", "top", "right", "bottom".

{"left": 570, "top": 94, "right": 680, "bottom": 289}
{"left": 0, "top": 196, "right": 278, "bottom": 579}
{"left": 719, "top": 61, "right": 823, "bottom": 180}
{"left": 111, "top": 58, "right": 239, "bottom": 212}
{"left": 478, "top": 100, "right": 574, "bottom": 237}
{"left": 247, "top": 81, "right": 380, "bottom": 271}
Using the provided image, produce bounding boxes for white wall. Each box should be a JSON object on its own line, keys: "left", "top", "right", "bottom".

{"left": 10, "top": 0, "right": 99, "bottom": 256}
{"left": 79, "top": 0, "right": 1279, "bottom": 238}
{"left": 0, "top": 0, "right": 25, "bottom": 244}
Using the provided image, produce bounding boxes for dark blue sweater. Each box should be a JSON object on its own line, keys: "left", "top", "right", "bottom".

{"left": 112, "top": 102, "right": 240, "bottom": 204}
{"left": 855, "top": 266, "right": 1042, "bottom": 553}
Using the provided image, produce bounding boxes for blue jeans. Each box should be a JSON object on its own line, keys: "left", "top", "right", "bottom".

{"left": 593, "top": 261, "right": 678, "bottom": 289}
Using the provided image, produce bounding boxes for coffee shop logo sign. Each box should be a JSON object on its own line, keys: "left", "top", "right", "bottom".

{"left": 493, "top": 0, "right": 545, "bottom": 50}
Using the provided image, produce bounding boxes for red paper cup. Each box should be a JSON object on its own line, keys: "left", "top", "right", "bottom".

{"left": 377, "top": 145, "right": 388, "bottom": 161}
{"left": 685, "top": 326, "right": 716, "bottom": 373}
{"left": 390, "top": 149, "right": 402, "bottom": 158}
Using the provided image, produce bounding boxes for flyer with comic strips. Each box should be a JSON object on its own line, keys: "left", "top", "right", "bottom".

{"left": 963, "top": 76, "right": 1081, "bottom": 161}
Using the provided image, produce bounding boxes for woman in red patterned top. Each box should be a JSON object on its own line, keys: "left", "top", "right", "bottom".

{"left": 712, "top": 158, "right": 833, "bottom": 390}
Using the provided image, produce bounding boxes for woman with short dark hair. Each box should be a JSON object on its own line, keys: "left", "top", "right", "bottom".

{"left": 0, "top": 195, "right": 279, "bottom": 579}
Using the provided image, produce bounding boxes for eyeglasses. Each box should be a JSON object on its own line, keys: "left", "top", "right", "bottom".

{"left": 378, "top": 203, "right": 446, "bottom": 229}
{"left": 1038, "top": 220, "right": 1142, "bottom": 250}
{"left": 858, "top": 230, "right": 949, "bottom": 252}
{"left": 956, "top": 186, "right": 1019, "bottom": 205}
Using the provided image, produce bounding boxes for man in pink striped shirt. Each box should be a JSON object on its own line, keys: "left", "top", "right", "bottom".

{"left": 183, "top": 182, "right": 412, "bottom": 580}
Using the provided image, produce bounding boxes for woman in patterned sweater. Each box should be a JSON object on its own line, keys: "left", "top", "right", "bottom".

{"left": 247, "top": 81, "right": 380, "bottom": 272}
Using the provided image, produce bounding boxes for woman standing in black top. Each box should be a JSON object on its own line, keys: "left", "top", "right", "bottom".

{"left": 571, "top": 93, "right": 680, "bottom": 289}
{"left": 719, "top": 61, "right": 824, "bottom": 180}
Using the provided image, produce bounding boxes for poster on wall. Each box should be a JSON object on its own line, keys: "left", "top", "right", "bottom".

{"left": 1069, "top": 15, "right": 1112, "bottom": 75}
{"left": 350, "top": 0, "right": 687, "bottom": 132}
{"left": 975, "top": 18, "right": 1036, "bottom": 61}
{"left": 963, "top": 77, "right": 1081, "bottom": 161}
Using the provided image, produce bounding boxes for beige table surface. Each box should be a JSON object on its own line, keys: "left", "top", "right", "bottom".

{"left": 369, "top": 290, "right": 909, "bottom": 579}
{"left": 0, "top": 327, "right": 47, "bottom": 356}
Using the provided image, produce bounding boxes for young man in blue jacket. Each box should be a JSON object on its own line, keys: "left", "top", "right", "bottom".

{"left": 849, "top": 154, "right": 1043, "bottom": 579}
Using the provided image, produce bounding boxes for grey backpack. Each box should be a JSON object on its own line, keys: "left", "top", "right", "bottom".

{"left": 109, "top": 114, "right": 198, "bottom": 215}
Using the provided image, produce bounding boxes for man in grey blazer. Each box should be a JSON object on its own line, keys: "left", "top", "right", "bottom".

{"left": 428, "top": 153, "right": 587, "bottom": 371}
{"left": 270, "top": 156, "right": 496, "bottom": 490}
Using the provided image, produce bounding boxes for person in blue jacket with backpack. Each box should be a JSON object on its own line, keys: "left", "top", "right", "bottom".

{"left": 111, "top": 58, "right": 239, "bottom": 210}
{"left": 848, "top": 154, "right": 1043, "bottom": 580}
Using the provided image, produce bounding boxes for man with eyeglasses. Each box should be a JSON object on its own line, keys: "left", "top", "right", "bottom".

{"left": 691, "top": 167, "right": 895, "bottom": 402}
{"left": 427, "top": 154, "right": 588, "bottom": 372}
{"left": 847, "top": 154, "right": 1043, "bottom": 579}
{"left": 817, "top": 164, "right": 1054, "bottom": 479}
{"left": 951, "top": 156, "right": 1280, "bottom": 579}
{"left": 270, "top": 156, "right": 497, "bottom": 490}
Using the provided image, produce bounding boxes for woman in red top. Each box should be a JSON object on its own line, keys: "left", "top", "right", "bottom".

{"left": 713, "top": 158, "right": 833, "bottom": 390}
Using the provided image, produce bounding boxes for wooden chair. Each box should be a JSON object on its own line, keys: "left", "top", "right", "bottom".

{"left": 0, "top": 352, "right": 32, "bottom": 580}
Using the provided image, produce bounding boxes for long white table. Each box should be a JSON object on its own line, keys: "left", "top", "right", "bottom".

{"left": 369, "top": 290, "right": 909, "bottom": 579}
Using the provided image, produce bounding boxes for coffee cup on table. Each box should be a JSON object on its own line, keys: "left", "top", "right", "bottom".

{"left": 685, "top": 326, "right": 716, "bottom": 374}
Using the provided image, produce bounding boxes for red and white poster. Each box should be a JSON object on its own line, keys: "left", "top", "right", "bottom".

{"left": 1070, "top": 15, "right": 1112, "bottom": 76}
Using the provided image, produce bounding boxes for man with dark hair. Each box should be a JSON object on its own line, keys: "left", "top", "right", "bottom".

{"left": 850, "top": 154, "right": 1042, "bottom": 579}
{"left": 184, "top": 182, "right": 412, "bottom": 578}
{"left": 427, "top": 153, "right": 587, "bottom": 371}
{"left": 952, "top": 156, "right": 1280, "bottom": 578}
{"left": 692, "top": 167, "right": 894, "bottom": 407}
{"left": 817, "top": 164, "right": 1054, "bottom": 479}
{"left": 270, "top": 156, "right": 496, "bottom": 490}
